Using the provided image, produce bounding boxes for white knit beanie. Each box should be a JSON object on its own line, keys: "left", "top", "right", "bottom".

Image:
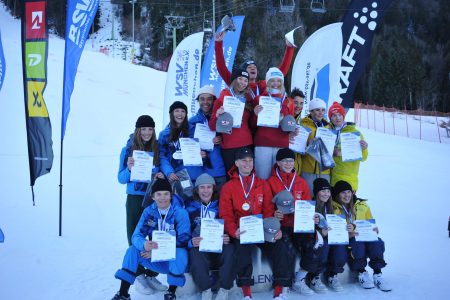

{"left": 265, "top": 67, "right": 284, "bottom": 83}
{"left": 196, "top": 85, "right": 216, "bottom": 99}
{"left": 308, "top": 98, "right": 327, "bottom": 111}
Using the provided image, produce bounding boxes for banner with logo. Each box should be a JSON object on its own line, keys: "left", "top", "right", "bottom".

{"left": 61, "top": 0, "right": 99, "bottom": 138}
{"left": 163, "top": 31, "right": 204, "bottom": 126}
{"left": 0, "top": 28, "right": 5, "bottom": 91}
{"left": 200, "top": 16, "right": 245, "bottom": 97}
{"left": 21, "top": 0, "right": 53, "bottom": 191}
{"left": 291, "top": 0, "right": 391, "bottom": 114}
{"left": 291, "top": 23, "right": 343, "bottom": 117}
{"left": 339, "top": 0, "right": 392, "bottom": 108}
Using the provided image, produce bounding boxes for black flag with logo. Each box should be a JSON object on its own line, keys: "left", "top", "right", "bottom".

{"left": 339, "top": 0, "right": 392, "bottom": 108}
{"left": 21, "top": 0, "right": 53, "bottom": 202}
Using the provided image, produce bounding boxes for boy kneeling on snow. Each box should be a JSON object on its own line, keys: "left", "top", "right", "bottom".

{"left": 112, "top": 179, "right": 191, "bottom": 300}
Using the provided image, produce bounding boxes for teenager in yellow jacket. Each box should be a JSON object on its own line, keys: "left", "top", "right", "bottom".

{"left": 328, "top": 101, "right": 368, "bottom": 191}
{"left": 331, "top": 181, "right": 392, "bottom": 292}
{"left": 299, "top": 98, "right": 331, "bottom": 193}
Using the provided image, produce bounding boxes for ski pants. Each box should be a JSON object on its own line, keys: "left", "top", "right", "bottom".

{"left": 293, "top": 232, "right": 325, "bottom": 275}
{"left": 254, "top": 146, "right": 281, "bottom": 180}
{"left": 348, "top": 238, "right": 386, "bottom": 271}
{"left": 326, "top": 241, "right": 349, "bottom": 275}
{"left": 115, "top": 245, "right": 188, "bottom": 287}
{"left": 233, "top": 238, "right": 291, "bottom": 287}
{"left": 188, "top": 244, "right": 235, "bottom": 291}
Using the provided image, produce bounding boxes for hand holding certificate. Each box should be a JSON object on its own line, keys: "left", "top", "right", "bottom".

{"left": 289, "top": 125, "right": 311, "bottom": 154}
{"left": 294, "top": 200, "right": 316, "bottom": 233}
{"left": 200, "top": 218, "right": 224, "bottom": 253}
{"left": 130, "top": 150, "right": 154, "bottom": 182}
{"left": 340, "top": 132, "right": 363, "bottom": 162}
{"left": 257, "top": 96, "right": 281, "bottom": 128}
{"left": 315, "top": 127, "right": 337, "bottom": 155}
{"left": 179, "top": 138, "right": 203, "bottom": 166}
{"left": 223, "top": 96, "right": 245, "bottom": 128}
{"left": 194, "top": 123, "right": 216, "bottom": 151}
{"left": 355, "top": 219, "right": 378, "bottom": 242}
{"left": 326, "top": 214, "right": 349, "bottom": 245}
{"left": 239, "top": 214, "right": 264, "bottom": 244}
{"left": 151, "top": 231, "right": 176, "bottom": 262}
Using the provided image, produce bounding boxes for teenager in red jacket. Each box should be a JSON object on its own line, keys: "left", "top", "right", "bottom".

{"left": 219, "top": 148, "right": 291, "bottom": 300}
{"left": 208, "top": 68, "right": 254, "bottom": 174}
{"left": 252, "top": 67, "right": 295, "bottom": 179}
{"left": 214, "top": 31, "right": 295, "bottom": 100}
{"left": 267, "top": 148, "right": 328, "bottom": 295}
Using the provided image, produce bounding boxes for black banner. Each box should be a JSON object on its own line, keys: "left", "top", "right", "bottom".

{"left": 21, "top": 0, "right": 53, "bottom": 190}
{"left": 339, "top": 0, "right": 392, "bottom": 107}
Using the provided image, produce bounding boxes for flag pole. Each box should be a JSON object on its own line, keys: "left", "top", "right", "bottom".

{"left": 59, "top": 138, "right": 63, "bottom": 236}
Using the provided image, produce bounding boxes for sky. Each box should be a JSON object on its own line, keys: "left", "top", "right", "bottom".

{"left": 0, "top": 2, "right": 449, "bottom": 300}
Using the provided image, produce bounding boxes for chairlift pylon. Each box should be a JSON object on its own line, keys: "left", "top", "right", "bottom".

{"left": 279, "top": 0, "right": 295, "bottom": 13}
{"left": 310, "top": 0, "right": 326, "bottom": 14}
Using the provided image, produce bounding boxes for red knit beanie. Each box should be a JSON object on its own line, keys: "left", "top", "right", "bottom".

{"left": 328, "top": 101, "right": 346, "bottom": 119}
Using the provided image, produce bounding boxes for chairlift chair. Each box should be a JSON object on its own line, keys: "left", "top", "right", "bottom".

{"left": 279, "top": 0, "right": 295, "bottom": 13}
{"left": 310, "top": 0, "right": 326, "bottom": 14}
{"left": 203, "top": 12, "right": 213, "bottom": 33}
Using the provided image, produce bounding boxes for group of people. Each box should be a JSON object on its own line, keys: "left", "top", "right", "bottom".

{"left": 112, "top": 31, "right": 391, "bottom": 300}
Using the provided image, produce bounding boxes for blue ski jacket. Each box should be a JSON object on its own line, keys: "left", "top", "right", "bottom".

{"left": 118, "top": 134, "right": 160, "bottom": 195}
{"left": 131, "top": 198, "right": 191, "bottom": 251}
{"left": 186, "top": 198, "right": 220, "bottom": 248}
{"left": 189, "top": 109, "right": 226, "bottom": 178}
{"left": 158, "top": 123, "right": 203, "bottom": 181}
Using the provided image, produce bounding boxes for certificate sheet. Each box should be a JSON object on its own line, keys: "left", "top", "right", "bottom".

{"left": 223, "top": 96, "right": 245, "bottom": 128}
{"left": 199, "top": 218, "right": 224, "bottom": 253}
{"left": 340, "top": 132, "right": 363, "bottom": 162}
{"left": 355, "top": 219, "right": 378, "bottom": 242}
{"left": 130, "top": 150, "right": 153, "bottom": 182}
{"left": 179, "top": 138, "right": 203, "bottom": 167}
{"left": 294, "top": 200, "right": 316, "bottom": 233}
{"left": 239, "top": 214, "right": 264, "bottom": 244}
{"left": 151, "top": 231, "right": 176, "bottom": 262}
{"left": 326, "top": 214, "right": 349, "bottom": 245}
{"left": 315, "top": 127, "right": 337, "bottom": 155}
{"left": 289, "top": 125, "right": 311, "bottom": 154}
{"left": 194, "top": 123, "right": 216, "bottom": 151}
{"left": 257, "top": 96, "right": 281, "bottom": 128}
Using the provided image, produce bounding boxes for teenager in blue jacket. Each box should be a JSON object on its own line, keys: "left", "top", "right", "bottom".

{"left": 159, "top": 101, "right": 203, "bottom": 185}
{"left": 117, "top": 115, "right": 166, "bottom": 293}
{"left": 186, "top": 173, "right": 234, "bottom": 300}
{"left": 113, "top": 179, "right": 191, "bottom": 300}
{"left": 188, "top": 86, "right": 227, "bottom": 191}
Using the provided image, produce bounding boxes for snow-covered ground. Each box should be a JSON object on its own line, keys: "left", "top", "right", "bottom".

{"left": 1, "top": 4, "right": 449, "bottom": 300}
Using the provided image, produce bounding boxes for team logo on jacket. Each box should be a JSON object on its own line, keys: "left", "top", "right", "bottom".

{"left": 257, "top": 194, "right": 263, "bottom": 204}
{"left": 295, "top": 191, "right": 303, "bottom": 200}
{"left": 146, "top": 218, "right": 156, "bottom": 228}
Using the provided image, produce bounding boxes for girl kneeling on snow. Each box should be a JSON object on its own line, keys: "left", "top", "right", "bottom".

{"left": 112, "top": 179, "right": 191, "bottom": 300}
{"left": 331, "top": 180, "right": 391, "bottom": 292}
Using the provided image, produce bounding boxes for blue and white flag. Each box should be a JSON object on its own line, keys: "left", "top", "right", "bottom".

{"left": 291, "top": 0, "right": 391, "bottom": 114}
{"left": 61, "top": 0, "right": 99, "bottom": 139}
{"left": 163, "top": 32, "right": 204, "bottom": 126}
{"left": 200, "top": 16, "right": 244, "bottom": 97}
{"left": 0, "top": 28, "right": 5, "bottom": 91}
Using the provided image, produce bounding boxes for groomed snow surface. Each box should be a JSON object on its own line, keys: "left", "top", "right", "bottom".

{"left": 0, "top": 4, "right": 449, "bottom": 300}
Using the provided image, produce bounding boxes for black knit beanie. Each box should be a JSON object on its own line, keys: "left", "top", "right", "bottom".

{"left": 135, "top": 115, "right": 155, "bottom": 128}
{"left": 276, "top": 148, "right": 295, "bottom": 162}
{"left": 169, "top": 101, "right": 188, "bottom": 114}
{"left": 151, "top": 179, "right": 172, "bottom": 194}
{"left": 231, "top": 67, "right": 250, "bottom": 83}
{"left": 313, "top": 178, "right": 331, "bottom": 196}
{"left": 332, "top": 180, "right": 353, "bottom": 198}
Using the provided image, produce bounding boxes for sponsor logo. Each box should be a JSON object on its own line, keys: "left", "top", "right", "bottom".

{"left": 68, "top": 0, "right": 98, "bottom": 48}
{"left": 27, "top": 81, "right": 49, "bottom": 117}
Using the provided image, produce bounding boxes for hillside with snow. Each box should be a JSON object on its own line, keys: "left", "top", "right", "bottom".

{"left": 0, "top": 4, "right": 449, "bottom": 300}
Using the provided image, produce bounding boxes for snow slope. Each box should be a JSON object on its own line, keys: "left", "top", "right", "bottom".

{"left": 0, "top": 4, "right": 449, "bottom": 300}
